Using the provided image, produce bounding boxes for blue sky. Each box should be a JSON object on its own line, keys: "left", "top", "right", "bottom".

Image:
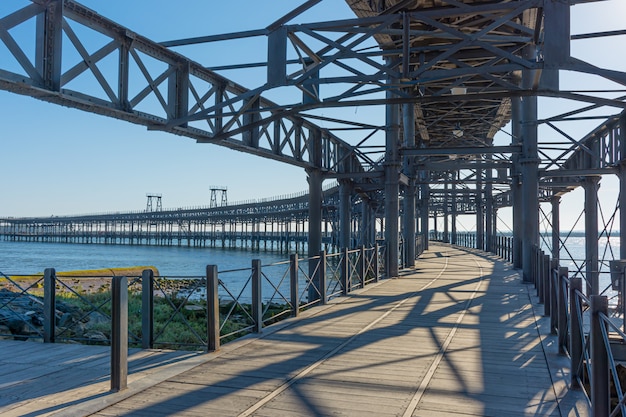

{"left": 1, "top": 0, "right": 625, "bottom": 233}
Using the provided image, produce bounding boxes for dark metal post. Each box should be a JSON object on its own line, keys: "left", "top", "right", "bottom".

{"left": 359, "top": 245, "right": 366, "bottom": 287}
{"left": 252, "top": 259, "right": 262, "bottom": 333}
{"left": 384, "top": 59, "right": 401, "bottom": 278}
{"left": 590, "top": 295, "right": 609, "bottom": 417}
{"left": 111, "top": 276, "right": 128, "bottom": 392}
{"left": 141, "top": 269, "right": 154, "bottom": 349}
{"left": 551, "top": 196, "right": 561, "bottom": 264}
{"left": 570, "top": 277, "right": 583, "bottom": 389}
{"left": 550, "top": 256, "right": 558, "bottom": 335}
{"left": 43, "top": 268, "right": 56, "bottom": 343}
{"left": 374, "top": 243, "right": 380, "bottom": 282}
{"left": 206, "top": 265, "right": 220, "bottom": 352}
{"left": 584, "top": 177, "right": 600, "bottom": 295}
{"left": 290, "top": 254, "right": 299, "bottom": 317}
{"left": 319, "top": 250, "right": 327, "bottom": 304}
{"left": 342, "top": 247, "right": 349, "bottom": 295}
{"left": 557, "top": 266, "right": 568, "bottom": 355}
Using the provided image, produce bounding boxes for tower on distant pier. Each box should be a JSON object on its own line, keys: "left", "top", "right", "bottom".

{"left": 146, "top": 193, "right": 162, "bottom": 212}
{"left": 209, "top": 186, "right": 228, "bottom": 208}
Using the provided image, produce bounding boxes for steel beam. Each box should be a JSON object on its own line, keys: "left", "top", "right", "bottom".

{"left": 403, "top": 102, "right": 416, "bottom": 266}
{"left": 551, "top": 195, "right": 561, "bottom": 263}
{"left": 384, "top": 64, "right": 400, "bottom": 277}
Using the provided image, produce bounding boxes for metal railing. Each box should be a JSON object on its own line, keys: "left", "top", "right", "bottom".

{"left": 0, "top": 244, "right": 385, "bottom": 351}
{"left": 530, "top": 243, "right": 626, "bottom": 417}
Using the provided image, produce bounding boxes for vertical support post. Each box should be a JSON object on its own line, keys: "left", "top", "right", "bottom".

{"left": 543, "top": 255, "right": 550, "bottom": 315}
{"left": 403, "top": 101, "right": 416, "bottom": 266}
{"left": 570, "top": 277, "right": 583, "bottom": 389}
{"left": 520, "top": 53, "right": 539, "bottom": 282}
{"left": 476, "top": 169, "right": 484, "bottom": 251}
{"left": 584, "top": 177, "right": 600, "bottom": 295}
{"left": 141, "top": 269, "right": 154, "bottom": 349}
{"left": 359, "top": 245, "right": 366, "bottom": 287}
{"left": 252, "top": 259, "right": 263, "bottom": 333}
{"left": 620, "top": 113, "right": 626, "bottom": 262}
{"left": 342, "top": 247, "right": 349, "bottom": 295}
{"left": 374, "top": 243, "right": 380, "bottom": 282}
{"left": 557, "top": 266, "right": 568, "bottom": 355}
{"left": 451, "top": 171, "right": 457, "bottom": 245}
{"left": 307, "top": 131, "right": 323, "bottom": 301}
{"left": 385, "top": 60, "right": 401, "bottom": 278}
{"left": 590, "top": 295, "right": 609, "bottom": 417}
{"left": 319, "top": 250, "right": 327, "bottom": 304}
{"left": 43, "top": 268, "right": 56, "bottom": 343}
{"left": 485, "top": 163, "right": 494, "bottom": 252}
{"left": 443, "top": 179, "right": 449, "bottom": 243}
{"left": 111, "top": 276, "right": 128, "bottom": 392}
{"left": 339, "top": 179, "right": 352, "bottom": 250}
{"left": 206, "top": 265, "right": 220, "bottom": 352}
{"left": 551, "top": 195, "right": 561, "bottom": 264}
{"left": 420, "top": 180, "right": 430, "bottom": 252}
{"left": 290, "top": 254, "right": 299, "bottom": 317}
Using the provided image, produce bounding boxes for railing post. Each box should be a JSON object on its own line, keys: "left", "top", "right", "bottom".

{"left": 252, "top": 259, "right": 263, "bottom": 333}
{"left": 550, "top": 257, "right": 558, "bottom": 335}
{"left": 542, "top": 255, "right": 550, "bottom": 314}
{"left": 111, "top": 276, "right": 128, "bottom": 392}
{"left": 290, "top": 254, "right": 299, "bottom": 317}
{"left": 557, "top": 266, "right": 568, "bottom": 355}
{"left": 43, "top": 268, "right": 56, "bottom": 343}
{"left": 206, "top": 265, "right": 220, "bottom": 352}
{"left": 319, "top": 250, "right": 328, "bottom": 304}
{"left": 538, "top": 251, "right": 545, "bottom": 304}
{"left": 342, "top": 247, "right": 349, "bottom": 295}
{"left": 374, "top": 243, "right": 380, "bottom": 283}
{"left": 359, "top": 245, "right": 366, "bottom": 288}
{"left": 590, "top": 295, "right": 609, "bottom": 417}
{"left": 570, "top": 277, "right": 583, "bottom": 390}
{"left": 141, "top": 269, "right": 154, "bottom": 349}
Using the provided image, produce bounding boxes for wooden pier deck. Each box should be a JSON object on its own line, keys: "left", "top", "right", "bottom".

{"left": 0, "top": 243, "right": 589, "bottom": 416}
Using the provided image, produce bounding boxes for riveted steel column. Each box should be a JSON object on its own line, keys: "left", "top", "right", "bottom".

{"left": 620, "top": 113, "right": 626, "bottom": 260}
{"left": 521, "top": 43, "right": 539, "bottom": 282}
{"left": 511, "top": 96, "right": 523, "bottom": 269}
{"left": 111, "top": 276, "right": 128, "bottom": 392}
{"left": 403, "top": 102, "right": 416, "bottom": 266}
{"left": 551, "top": 195, "right": 561, "bottom": 264}
{"left": 420, "top": 180, "right": 430, "bottom": 251}
{"left": 443, "top": 178, "right": 449, "bottom": 243}
{"left": 485, "top": 164, "right": 494, "bottom": 253}
{"left": 385, "top": 63, "right": 400, "bottom": 277}
{"left": 591, "top": 295, "right": 609, "bottom": 417}
{"left": 339, "top": 179, "right": 351, "bottom": 250}
{"left": 307, "top": 128, "right": 323, "bottom": 301}
{"left": 584, "top": 177, "right": 600, "bottom": 295}
{"left": 476, "top": 169, "right": 484, "bottom": 251}
{"left": 451, "top": 171, "right": 457, "bottom": 245}
{"left": 36, "top": 0, "right": 63, "bottom": 91}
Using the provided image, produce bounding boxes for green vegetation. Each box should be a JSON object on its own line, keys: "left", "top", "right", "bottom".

{"left": 55, "top": 289, "right": 292, "bottom": 350}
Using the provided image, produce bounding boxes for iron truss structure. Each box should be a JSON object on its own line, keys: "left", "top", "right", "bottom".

{"left": 2, "top": 0, "right": 626, "bottom": 281}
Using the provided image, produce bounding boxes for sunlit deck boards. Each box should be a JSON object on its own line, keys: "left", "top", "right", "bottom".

{"left": 1, "top": 243, "right": 588, "bottom": 416}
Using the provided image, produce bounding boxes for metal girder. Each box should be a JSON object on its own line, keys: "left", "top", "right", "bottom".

{"left": 0, "top": 0, "right": 372, "bottom": 175}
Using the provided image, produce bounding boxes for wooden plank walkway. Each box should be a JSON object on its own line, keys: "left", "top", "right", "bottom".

{"left": 0, "top": 243, "right": 590, "bottom": 416}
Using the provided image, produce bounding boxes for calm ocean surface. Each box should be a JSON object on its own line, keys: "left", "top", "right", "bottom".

{"left": 0, "top": 240, "right": 290, "bottom": 277}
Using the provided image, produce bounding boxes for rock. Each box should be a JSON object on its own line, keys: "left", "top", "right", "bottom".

{"left": 83, "top": 330, "right": 108, "bottom": 343}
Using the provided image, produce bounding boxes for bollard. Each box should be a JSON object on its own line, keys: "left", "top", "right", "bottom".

{"left": 570, "top": 278, "right": 583, "bottom": 389}
{"left": 43, "top": 268, "right": 56, "bottom": 343}
{"left": 290, "top": 254, "right": 299, "bottom": 317}
{"left": 111, "top": 276, "right": 128, "bottom": 392}
{"left": 206, "top": 265, "right": 220, "bottom": 352}
{"left": 590, "top": 295, "right": 609, "bottom": 417}
{"left": 252, "top": 259, "right": 263, "bottom": 333}
{"left": 141, "top": 269, "right": 154, "bottom": 349}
